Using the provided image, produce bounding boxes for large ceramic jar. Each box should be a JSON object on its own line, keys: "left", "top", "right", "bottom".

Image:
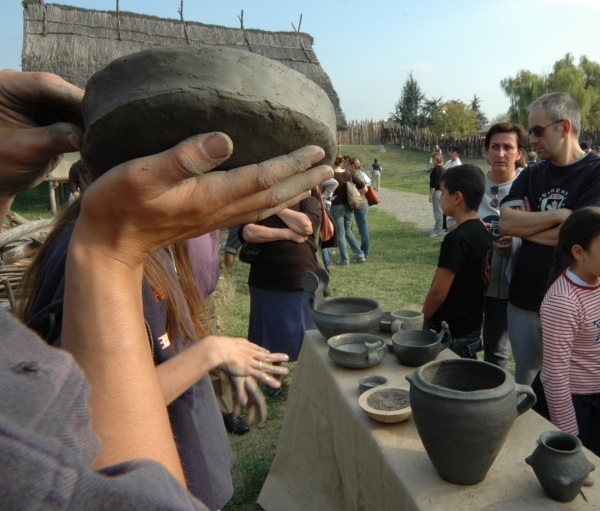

{"left": 406, "top": 359, "right": 536, "bottom": 485}
{"left": 526, "top": 431, "right": 595, "bottom": 502}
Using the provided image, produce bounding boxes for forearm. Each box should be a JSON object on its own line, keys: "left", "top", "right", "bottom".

{"left": 422, "top": 292, "right": 446, "bottom": 328}
{"left": 62, "top": 230, "right": 185, "bottom": 486}
{"left": 243, "top": 223, "right": 296, "bottom": 243}
{"left": 156, "top": 337, "right": 221, "bottom": 405}
{"left": 276, "top": 208, "right": 313, "bottom": 235}
{"left": 524, "top": 225, "right": 561, "bottom": 246}
{"left": 499, "top": 207, "right": 566, "bottom": 237}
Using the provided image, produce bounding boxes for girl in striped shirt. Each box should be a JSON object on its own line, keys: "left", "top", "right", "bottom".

{"left": 533, "top": 207, "right": 600, "bottom": 457}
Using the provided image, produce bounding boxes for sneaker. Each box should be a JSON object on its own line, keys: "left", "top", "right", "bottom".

{"left": 336, "top": 259, "right": 350, "bottom": 266}
{"left": 325, "top": 265, "right": 335, "bottom": 273}
{"left": 223, "top": 413, "right": 250, "bottom": 435}
{"left": 353, "top": 255, "right": 366, "bottom": 263}
{"left": 267, "top": 386, "right": 283, "bottom": 398}
{"left": 429, "top": 232, "right": 442, "bottom": 238}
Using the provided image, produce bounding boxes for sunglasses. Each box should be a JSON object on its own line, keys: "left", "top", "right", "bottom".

{"left": 490, "top": 185, "right": 499, "bottom": 209}
{"left": 528, "top": 119, "right": 564, "bottom": 137}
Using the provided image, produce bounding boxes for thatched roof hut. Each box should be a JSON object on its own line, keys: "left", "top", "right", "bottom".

{"left": 21, "top": 1, "right": 347, "bottom": 129}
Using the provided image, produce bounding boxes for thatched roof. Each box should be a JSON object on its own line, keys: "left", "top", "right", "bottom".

{"left": 21, "top": 1, "right": 347, "bottom": 129}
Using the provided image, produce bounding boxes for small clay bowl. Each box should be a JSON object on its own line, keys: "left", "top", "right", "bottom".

{"left": 358, "top": 375, "right": 389, "bottom": 394}
{"left": 327, "top": 334, "right": 386, "bottom": 369}
{"left": 379, "top": 310, "right": 393, "bottom": 331}
{"left": 359, "top": 386, "right": 412, "bottom": 423}
{"left": 385, "top": 338, "right": 394, "bottom": 352}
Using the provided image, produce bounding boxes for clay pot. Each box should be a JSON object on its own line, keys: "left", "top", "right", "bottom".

{"left": 358, "top": 375, "right": 389, "bottom": 394}
{"left": 81, "top": 46, "right": 337, "bottom": 176}
{"left": 302, "top": 269, "right": 382, "bottom": 338}
{"left": 392, "top": 321, "right": 451, "bottom": 367}
{"left": 526, "top": 431, "right": 595, "bottom": 502}
{"left": 391, "top": 309, "right": 424, "bottom": 333}
{"left": 327, "top": 334, "right": 386, "bottom": 369}
{"left": 406, "top": 359, "right": 537, "bottom": 485}
{"left": 379, "top": 311, "right": 393, "bottom": 332}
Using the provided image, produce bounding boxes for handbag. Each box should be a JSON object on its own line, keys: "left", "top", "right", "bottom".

{"left": 365, "top": 185, "right": 380, "bottom": 206}
{"left": 239, "top": 242, "right": 261, "bottom": 264}
{"left": 316, "top": 185, "right": 335, "bottom": 242}
{"left": 346, "top": 172, "right": 365, "bottom": 210}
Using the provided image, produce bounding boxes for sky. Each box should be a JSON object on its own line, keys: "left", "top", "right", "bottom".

{"left": 2, "top": 0, "right": 600, "bottom": 123}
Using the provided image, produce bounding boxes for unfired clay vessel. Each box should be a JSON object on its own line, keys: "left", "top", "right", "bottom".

{"left": 302, "top": 269, "right": 382, "bottom": 338}
{"left": 81, "top": 46, "right": 337, "bottom": 176}
{"left": 392, "top": 321, "right": 451, "bottom": 367}
{"left": 526, "top": 431, "right": 595, "bottom": 502}
{"left": 406, "top": 359, "right": 537, "bottom": 485}
{"left": 358, "top": 375, "right": 389, "bottom": 394}
{"left": 327, "top": 334, "right": 386, "bottom": 369}
{"left": 390, "top": 309, "right": 424, "bottom": 333}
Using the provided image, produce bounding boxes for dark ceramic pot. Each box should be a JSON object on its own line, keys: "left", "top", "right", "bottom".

{"left": 392, "top": 321, "right": 451, "bottom": 367}
{"left": 406, "top": 359, "right": 537, "bottom": 485}
{"left": 302, "top": 269, "right": 382, "bottom": 339}
{"left": 81, "top": 45, "right": 337, "bottom": 176}
{"left": 327, "top": 334, "right": 386, "bottom": 369}
{"left": 526, "top": 431, "right": 595, "bottom": 502}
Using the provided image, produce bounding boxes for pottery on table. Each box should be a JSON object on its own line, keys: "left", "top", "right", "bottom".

{"left": 358, "top": 375, "right": 389, "bottom": 394}
{"left": 358, "top": 386, "right": 412, "bottom": 423}
{"left": 390, "top": 309, "right": 424, "bottom": 334}
{"left": 406, "top": 359, "right": 537, "bottom": 485}
{"left": 327, "top": 334, "right": 386, "bottom": 369}
{"left": 81, "top": 45, "right": 337, "bottom": 177}
{"left": 302, "top": 269, "right": 382, "bottom": 338}
{"left": 392, "top": 321, "right": 451, "bottom": 367}
{"left": 526, "top": 431, "right": 595, "bottom": 502}
{"left": 379, "top": 311, "right": 393, "bottom": 332}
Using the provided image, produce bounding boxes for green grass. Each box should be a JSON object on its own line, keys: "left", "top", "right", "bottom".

{"left": 8, "top": 181, "right": 71, "bottom": 221}
{"left": 339, "top": 145, "right": 489, "bottom": 195}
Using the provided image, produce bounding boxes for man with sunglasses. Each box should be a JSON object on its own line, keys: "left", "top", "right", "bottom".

{"left": 499, "top": 92, "right": 600, "bottom": 386}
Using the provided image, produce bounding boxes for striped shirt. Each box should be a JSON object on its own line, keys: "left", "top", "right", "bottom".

{"left": 540, "top": 271, "right": 600, "bottom": 435}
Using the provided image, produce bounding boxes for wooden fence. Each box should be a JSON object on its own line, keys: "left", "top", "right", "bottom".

{"left": 337, "top": 119, "right": 600, "bottom": 158}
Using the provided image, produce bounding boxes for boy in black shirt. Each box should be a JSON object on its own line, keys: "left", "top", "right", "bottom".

{"left": 422, "top": 165, "right": 491, "bottom": 358}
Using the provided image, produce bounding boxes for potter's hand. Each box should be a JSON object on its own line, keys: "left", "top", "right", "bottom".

{"left": 0, "top": 69, "right": 83, "bottom": 195}
{"left": 230, "top": 376, "right": 267, "bottom": 428}
{"left": 76, "top": 133, "right": 332, "bottom": 264}
{"left": 209, "top": 335, "right": 289, "bottom": 385}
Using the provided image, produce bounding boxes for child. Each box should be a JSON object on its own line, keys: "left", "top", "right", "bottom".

{"left": 421, "top": 165, "right": 491, "bottom": 358}
{"left": 533, "top": 207, "right": 600, "bottom": 456}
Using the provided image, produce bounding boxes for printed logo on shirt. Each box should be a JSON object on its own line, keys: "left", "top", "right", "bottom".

{"left": 540, "top": 188, "right": 568, "bottom": 211}
{"left": 593, "top": 318, "right": 600, "bottom": 341}
{"left": 481, "top": 214, "right": 500, "bottom": 242}
{"left": 158, "top": 333, "right": 171, "bottom": 349}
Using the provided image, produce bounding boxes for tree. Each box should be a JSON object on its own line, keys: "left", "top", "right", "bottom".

{"left": 500, "top": 53, "right": 600, "bottom": 128}
{"left": 391, "top": 72, "right": 425, "bottom": 129}
{"left": 419, "top": 96, "right": 443, "bottom": 128}
{"left": 489, "top": 112, "right": 510, "bottom": 124}
{"left": 470, "top": 94, "right": 488, "bottom": 130}
{"left": 430, "top": 101, "right": 479, "bottom": 136}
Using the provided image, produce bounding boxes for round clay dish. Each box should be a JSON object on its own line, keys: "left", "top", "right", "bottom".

{"left": 358, "top": 375, "right": 388, "bottom": 394}
{"left": 81, "top": 45, "right": 337, "bottom": 176}
{"left": 359, "top": 386, "right": 412, "bottom": 423}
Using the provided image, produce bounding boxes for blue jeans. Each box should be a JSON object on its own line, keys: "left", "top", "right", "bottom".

{"left": 330, "top": 204, "right": 364, "bottom": 263}
{"left": 450, "top": 324, "right": 483, "bottom": 359}
{"left": 322, "top": 247, "right": 333, "bottom": 268}
{"left": 353, "top": 203, "right": 370, "bottom": 258}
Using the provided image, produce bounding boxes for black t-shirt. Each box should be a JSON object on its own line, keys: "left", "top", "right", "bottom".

{"left": 429, "top": 165, "right": 444, "bottom": 191}
{"left": 240, "top": 197, "right": 321, "bottom": 291}
{"left": 430, "top": 219, "right": 491, "bottom": 338}
{"left": 500, "top": 151, "right": 600, "bottom": 311}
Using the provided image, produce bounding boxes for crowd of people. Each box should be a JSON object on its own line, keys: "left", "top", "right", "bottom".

{"left": 422, "top": 92, "right": 600, "bottom": 457}
{"left": 1, "top": 66, "right": 599, "bottom": 510}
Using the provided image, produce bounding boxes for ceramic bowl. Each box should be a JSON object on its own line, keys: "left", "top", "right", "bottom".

{"left": 327, "top": 334, "right": 386, "bottom": 369}
{"left": 311, "top": 297, "right": 382, "bottom": 339}
{"left": 359, "top": 386, "right": 412, "bottom": 423}
{"left": 358, "top": 375, "right": 389, "bottom": 394}
{"left": 379, "top": 310, "right": 393, "bottom": 331}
